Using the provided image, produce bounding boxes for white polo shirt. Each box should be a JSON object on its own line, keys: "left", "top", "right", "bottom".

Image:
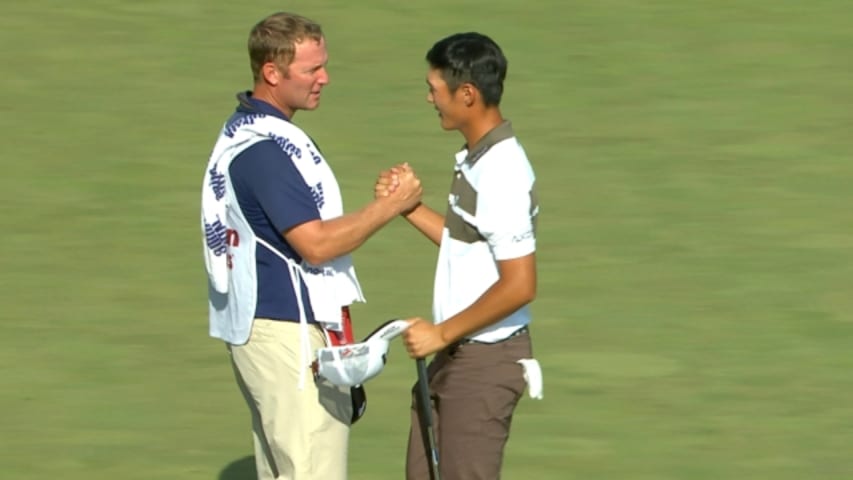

{"left": 432, "top": 121, "right": 539, "bottom": 343}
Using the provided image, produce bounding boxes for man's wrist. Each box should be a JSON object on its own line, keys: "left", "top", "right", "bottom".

{"left": 437, "top": 322, "right": 456, "bottom": 347}
{"left": 402, "top": 201, "right": 423, "bottom": 218}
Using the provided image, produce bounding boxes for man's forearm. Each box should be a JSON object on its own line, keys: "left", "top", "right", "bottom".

{"left": 290, "top": 197, "right": 401, "bottom": 264}
{"left": 438, "top": 278, "right": 534, "bottom": 343}
{"left": 403, "top": 203, "right": 444, "bottom": 246}
{"left": 438, "top": 255, "right": 537, "bottom": 343}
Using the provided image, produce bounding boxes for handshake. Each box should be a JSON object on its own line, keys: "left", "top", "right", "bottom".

{"left": 374, "top": 163, "right": 423, "bottom": 216}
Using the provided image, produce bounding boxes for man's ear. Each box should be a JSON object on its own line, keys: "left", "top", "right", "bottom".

{"left": 461, "top": 83, "right": 478, "bottom": 107}
{"left": 261, "top": 62, "right": 282, "bottom": 86}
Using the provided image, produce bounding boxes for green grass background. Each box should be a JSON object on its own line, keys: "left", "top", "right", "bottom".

{"left": 2, "top": 0, "right": 852, "bottom": 478}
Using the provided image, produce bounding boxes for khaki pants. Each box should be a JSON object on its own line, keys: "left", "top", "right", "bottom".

{"left": 406, "top": 332, "right": 532, "bottom": 480}
{"left": 230, "top": 319, "right": 352, "bottom": 480}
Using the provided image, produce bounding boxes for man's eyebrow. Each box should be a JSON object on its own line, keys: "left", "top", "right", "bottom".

{"left": 304, "top": 62, "right": 326, "bottom": 72}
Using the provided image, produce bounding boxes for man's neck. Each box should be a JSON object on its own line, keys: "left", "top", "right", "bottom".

{"left": 251, "top": 86, "right": 295, "bottom": 119}
{"left": 460, "top": 107, "right": 504, "bottom": 149}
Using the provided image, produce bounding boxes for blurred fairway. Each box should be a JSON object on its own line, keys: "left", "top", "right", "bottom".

{"left": 2, "top": 0, "right": 853, "bottom": 478}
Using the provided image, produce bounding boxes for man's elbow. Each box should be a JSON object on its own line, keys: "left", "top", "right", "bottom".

{"left": 512, "top": 280, "right": 536, "bottom": 306}
{"left": 299, "top": 247, "right": 333, "bottom": 266}
{"left": 520, "top": 283, "right": 537, "bottom": 305}
{"left": 289, "top": 240, "right": 331, "bottom": 266}
{"left": 283, "top": 220, "right": 340, "bottom": 266}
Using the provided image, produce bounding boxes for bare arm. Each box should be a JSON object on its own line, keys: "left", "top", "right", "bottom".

{"left": 402, "top": 253, "right": 537, "bottom": 357}
{"left": 375, "top": 164, "right": 444, "bottom": 246}
{"left": 285, "top": 170, "right": 421, "bottom": 265}
{"left": 439, "top": 253, "right": 536, "bottom": 341}
{"left": 401, "top": 203, "right": 444, "bottom": 246}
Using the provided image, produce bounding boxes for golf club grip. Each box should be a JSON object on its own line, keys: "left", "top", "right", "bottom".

{"left": 416, "top": 359, "right": 432, "bottom": 421}
{"left": 416, "top": 358, "right": 440, "bottom": 480}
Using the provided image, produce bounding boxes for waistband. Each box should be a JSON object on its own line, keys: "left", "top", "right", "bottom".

{"left": 255, "top": 317, "right": 319, "bottom": 325}
{"left": 461, "top": 325, "right": 529, "bottom": 346}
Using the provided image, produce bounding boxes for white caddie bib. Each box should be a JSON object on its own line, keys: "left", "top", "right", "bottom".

{"left": 201, "top": 111, "right": 365, "bottom": 387}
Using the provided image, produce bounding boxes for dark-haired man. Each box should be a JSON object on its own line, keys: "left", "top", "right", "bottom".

{"left": 378, "top": 32, "right": 540, "bottom": 480}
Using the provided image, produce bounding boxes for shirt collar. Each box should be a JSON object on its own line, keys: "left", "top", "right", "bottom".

{"left": 459, "top": 120, "right": 515, "bottom": 166}
{"left": 235, "top": 91, "right": 290, "bottom": 122}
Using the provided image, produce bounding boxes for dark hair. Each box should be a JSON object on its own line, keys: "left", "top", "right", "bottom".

{"left": 426, "top": 32, "right": 507, "bottom": 106}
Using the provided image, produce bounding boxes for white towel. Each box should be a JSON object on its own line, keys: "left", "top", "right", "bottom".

{"left": 517, "top": 358, "right": 544, "bottom": 400}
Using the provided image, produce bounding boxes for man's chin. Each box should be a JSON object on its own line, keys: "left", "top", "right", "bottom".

{"left": 303, "top": 96, "right": 322, "bottom": 111}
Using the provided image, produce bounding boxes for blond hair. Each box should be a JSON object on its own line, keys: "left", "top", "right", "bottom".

{"left": 248, "top": 12, "right": 324, "bottom": 82}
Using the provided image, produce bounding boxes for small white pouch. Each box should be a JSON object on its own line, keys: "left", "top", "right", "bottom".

{"left": 517, "top": 358, "right": 544, "bottom": 400}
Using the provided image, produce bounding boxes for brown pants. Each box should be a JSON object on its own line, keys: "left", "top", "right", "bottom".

{"left": 406, "top": 332, "right": 532, "bottom": 480}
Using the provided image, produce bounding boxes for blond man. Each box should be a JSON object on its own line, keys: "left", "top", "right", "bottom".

{"left": 201, "top": 12, "right": 421, "bottom": 480}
